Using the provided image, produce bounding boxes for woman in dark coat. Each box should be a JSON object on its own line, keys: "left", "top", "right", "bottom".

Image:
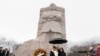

{"left": 58, "top": 48, "right": 66, "bottom": 56}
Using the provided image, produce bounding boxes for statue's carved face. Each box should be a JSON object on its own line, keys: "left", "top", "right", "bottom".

{"left": 41, "top": 11, "right": 62, "bottom": 21}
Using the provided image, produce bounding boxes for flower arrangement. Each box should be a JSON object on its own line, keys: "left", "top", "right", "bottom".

{"left": 34, "top": 48, "right": 47, "bottom": 56}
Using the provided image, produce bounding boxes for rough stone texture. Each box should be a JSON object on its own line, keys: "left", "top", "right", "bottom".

{"left": 37, "top": 4, "right": 66, "bottom": 41}
{"left": 14, "top": 3, "right": 67, "bottom": 56}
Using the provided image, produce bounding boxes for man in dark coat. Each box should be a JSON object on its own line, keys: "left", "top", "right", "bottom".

{"left": 50, "top": 46, "right": 58, "bottom": 56}
{"left": 2, "top": 48, "right": 9, "bottom": 56}
{"left": 50, "top": 51, "right": 55, "bottom": 56}
{"left": 88, "top": 47, "right": 95, "bottom": 56}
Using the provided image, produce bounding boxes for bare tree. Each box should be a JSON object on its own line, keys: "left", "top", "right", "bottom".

{"left": 0, "top": 37, "right": 19, "bottom": 53}
{"left": 67, "top": 41, "right": 97, "bottom": 56}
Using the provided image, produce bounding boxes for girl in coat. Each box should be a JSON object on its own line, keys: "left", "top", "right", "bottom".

{"left": 58, "top": 48, "right": 66, "bottom": 56}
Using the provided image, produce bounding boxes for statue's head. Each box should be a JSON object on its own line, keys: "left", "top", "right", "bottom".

{"left": 37, "top": 4, "right": 66, "bottom": 39}
{"left": 40, "top": 3, "right": 65, "bottom": 22}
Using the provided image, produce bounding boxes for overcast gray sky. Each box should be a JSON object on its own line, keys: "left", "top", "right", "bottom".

{"left": 0, "top": 0, "right": 100, "bottom": 43}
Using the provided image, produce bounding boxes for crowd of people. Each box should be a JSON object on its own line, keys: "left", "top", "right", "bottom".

{"left": 85, "top": 44, "right": 100, "bottom": 56}
{"left": 50, "top": 46, "right": 66, "bottom": 56}
{"left": 0, "top": 47, "right": 10, "bottom": 56}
